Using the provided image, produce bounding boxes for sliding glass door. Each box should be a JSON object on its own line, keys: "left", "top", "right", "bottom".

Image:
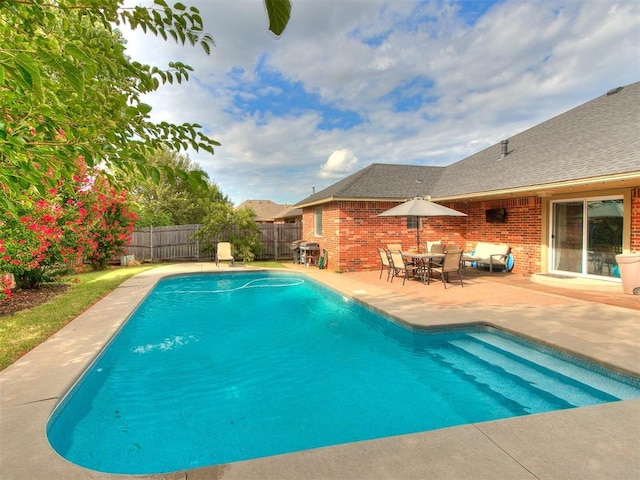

{"left": 551, "top": 198, "right": 623, "bottom": 278}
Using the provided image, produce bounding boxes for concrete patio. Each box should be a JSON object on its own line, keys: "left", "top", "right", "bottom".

{"left": 0, "top": 263, "right": 638, "bottom": 479}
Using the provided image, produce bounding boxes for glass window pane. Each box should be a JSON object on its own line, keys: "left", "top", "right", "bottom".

{"left": 553, "top": 202, "right": 584, "bottom": 274}
{"left": 587, "top": 200, "right": 623, "bottom": 277}
{"left": 314, "top": 207, "right": 322, "bottom": 236}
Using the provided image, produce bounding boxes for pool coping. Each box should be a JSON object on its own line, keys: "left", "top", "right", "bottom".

{"left": 1, "top": 263, "right": 639, "bottom": 480}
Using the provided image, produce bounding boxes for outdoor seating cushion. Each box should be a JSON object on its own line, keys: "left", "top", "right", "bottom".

{"left": 470, "top": 242, "right": 510, "bottom": 264}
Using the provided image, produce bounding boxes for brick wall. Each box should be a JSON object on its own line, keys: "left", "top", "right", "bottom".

{"left": 464, "top": 197, "right": 542, "bottom": 276}
{"left": 303, "top": 200, "right": 467, "bottom": 273}
{"left": 632, "top": 187, "right": 640, "bottom": 252}
{"left": 302, "top": 191, "right": 640, "bottom": 274}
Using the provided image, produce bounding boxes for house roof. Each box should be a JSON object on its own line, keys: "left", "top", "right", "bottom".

{"left": 297, "top": 82, "right": 640, "bottom": 207}
{"left": 297, "top": 164, "right": 445, "bottom": 206}
{"left": 273, "top": 205, "right": 303, "bottom": 220}
{"left": 236, "top": 199, "right": 284, "bottom": 221}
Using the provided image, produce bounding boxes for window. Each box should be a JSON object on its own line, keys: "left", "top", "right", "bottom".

{"left": 407, "top": 216, "right": 418, "bottom": 229}
{"left": 314, "top": 207, "right": 323, "bottom": 236}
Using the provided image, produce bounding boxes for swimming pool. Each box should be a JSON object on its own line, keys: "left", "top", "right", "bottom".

{"left": 47, "top": 271, "right": 640, "bottom": 474}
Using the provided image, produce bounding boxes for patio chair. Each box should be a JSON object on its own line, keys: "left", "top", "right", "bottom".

{"left": 430, "top": 243, "right": 446, "bottom": 254}
{"left": 377, "top": 248, "right": 392, "bottom": 281}
{"left": 428, "top": 243, "right": 446, "bottom": 268}
{"left": 216, "top": 242, "right": 235, "bottom": 267}
{"left": 426, "top": 240, "right": 443, "bottom": 253}
{"left": 386, "top": 243, "right": 418, "bottom": 267}
{"left": 428, "top": 250, "right": 464, "bottom": 288}
{"left": 389, "top": 250, "right": 424, "bottom": 285}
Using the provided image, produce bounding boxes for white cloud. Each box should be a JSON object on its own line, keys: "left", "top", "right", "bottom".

{"left": 121, "top": 0, "right": 640, "bottom": 205}
{"left": 319, "top": 149, "right": 360, "bottom": 178}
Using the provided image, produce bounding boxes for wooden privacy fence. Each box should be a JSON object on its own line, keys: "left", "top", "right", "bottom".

{"left": 257, "top": 223, "right": 302, "bottom": 260}
{"left": 125, "top": 223, "right": 302, "bottom": 262}
{"left": 126, "top": 225, "right": 210, "bottom": 262}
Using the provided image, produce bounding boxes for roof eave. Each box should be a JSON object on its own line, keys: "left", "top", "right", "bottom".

{"left": 295, "top": 195, "right": 416, "bottom": 209}
{"left": 432, "top": 172, "right": 640, "bottom": 202}
{"left": 296, "top": 172, "right": 640, "bottom": 207}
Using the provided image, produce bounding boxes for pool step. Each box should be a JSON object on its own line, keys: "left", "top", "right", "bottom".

{"left": 466, "top": 332, "right": 639, "bottom": 400}
{"left": 431, "top": 339, "right": 611, "bottom": 412}
{"left": 447, "top": 338, "right": 614, "bottom": 408}
{"left": 429, "top": 343, "right": 571, "bottom": 412}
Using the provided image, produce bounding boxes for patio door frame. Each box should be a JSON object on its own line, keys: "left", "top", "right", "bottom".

{"left": 549, "top": 194, "right": 624, "bottom": 281}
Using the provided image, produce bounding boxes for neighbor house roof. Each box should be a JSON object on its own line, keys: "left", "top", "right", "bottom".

{"left": 236, "top": 199, "right": 285, "bottom": 222}
{"left": 273, "top": 205, "right": 302, "bottom": 220}
{"left": 296, "top": 82, "right": 640, "bottom": 208}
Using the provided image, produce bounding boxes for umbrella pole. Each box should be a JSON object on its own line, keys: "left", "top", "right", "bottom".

{"left": 417, "top": 217, "right": 421, "bottom": 252}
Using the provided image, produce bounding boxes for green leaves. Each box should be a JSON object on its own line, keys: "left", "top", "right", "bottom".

{"left": 265, "top": 0, "right": 292, "bottom": 37}
{"left": 120, "top": 1, "right": 214, "bottom": 51}
{"left": 0, "top": 0, "right": 223, "bottom": 205}
{"left": 14, "top": 53, "right": 44, "bottom": 100}
{"left": 61, "top": 61, "right": 84, "bottom": 96}
{"left": 131, "top": 147, "right": 227, "bottom": 227}
{"left": 0, "top": 0, "right": 291, "bottom": 209}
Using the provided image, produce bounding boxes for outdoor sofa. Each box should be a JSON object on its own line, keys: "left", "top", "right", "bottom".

{"left": 465, "top": 241, "right": 511, "bottom": 273}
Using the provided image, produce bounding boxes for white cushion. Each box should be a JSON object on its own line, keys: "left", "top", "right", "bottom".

{"left": 472, "top": 242, "right": 509, "bottom": 260}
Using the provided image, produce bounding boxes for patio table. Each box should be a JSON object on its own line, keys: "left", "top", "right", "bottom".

{"left": 401, "top": 252, "right": 445, "bottom": 284}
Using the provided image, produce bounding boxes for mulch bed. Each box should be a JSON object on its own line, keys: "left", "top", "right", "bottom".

{"left": 0, "top": 284, "right": 70, "bottom": 317}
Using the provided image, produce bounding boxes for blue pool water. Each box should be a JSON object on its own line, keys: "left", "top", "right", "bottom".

{"left": 47, "top": 272, "right": 640, "bottom": 474}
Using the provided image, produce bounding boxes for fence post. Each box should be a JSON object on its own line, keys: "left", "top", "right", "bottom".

{"left": 150, "top": 225, "right": 153, "bottom": 262}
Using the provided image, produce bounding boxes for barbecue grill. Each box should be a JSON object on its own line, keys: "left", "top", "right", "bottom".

{"left": 290, "top": 240, "right": 304, "bottom": 264}
{"left": 291, "top": 241, "right": 320, "bottom": 265}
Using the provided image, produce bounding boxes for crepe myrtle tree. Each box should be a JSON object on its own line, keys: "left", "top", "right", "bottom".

{"left": 196, "top": 203, "right": 262, "bottom": 263}
{"left": 0, "top": 0, "right": 291, "bottom": 211}
{"left": 0, "top": 157, "right": 138, "bottom": 289}
{"left": 0, "top": 158, "right": 94, "bottom": 289}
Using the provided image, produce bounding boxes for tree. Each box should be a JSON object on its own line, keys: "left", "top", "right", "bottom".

{"left": 0, "top": 157, "right": 138, "bottom": 287}
{"left": 132, "top": 147, "right": 228, "bottom": 227}
{"left": 0, "top": 192, "right": 83, "bottom": 288}
{"left": 196, "top": 203, "right": 262, "bottom": 263}
{"left": 81, "top": 172, "right": 138, "bottom": 271}
{"left": 0, "top": 0, "right": 291, "bottom": 210}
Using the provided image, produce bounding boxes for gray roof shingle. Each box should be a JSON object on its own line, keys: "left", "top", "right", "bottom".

{"left": 297, "top": 82, "right": 640, "bottom": 206}
{"left": 297, "top": 164, "right": 445, "bottom": 205}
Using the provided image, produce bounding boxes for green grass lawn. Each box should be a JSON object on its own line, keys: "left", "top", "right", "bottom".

{"left": 0, "top": 265, "right": 162, "bottom": 371}
{"left": 0, "top": 261, "right": 288, "bottom": 371}
{"left": 249, "top": 261, "right": 287, "bottom": 268}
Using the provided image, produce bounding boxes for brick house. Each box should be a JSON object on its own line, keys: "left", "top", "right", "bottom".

{"left": 294, "top": 82, "right": 640, "bottom": 280}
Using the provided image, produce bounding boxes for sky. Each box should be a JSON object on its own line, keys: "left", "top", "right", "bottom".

{"left": 121, "top": 0, "right": 640, "bottom": 206}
